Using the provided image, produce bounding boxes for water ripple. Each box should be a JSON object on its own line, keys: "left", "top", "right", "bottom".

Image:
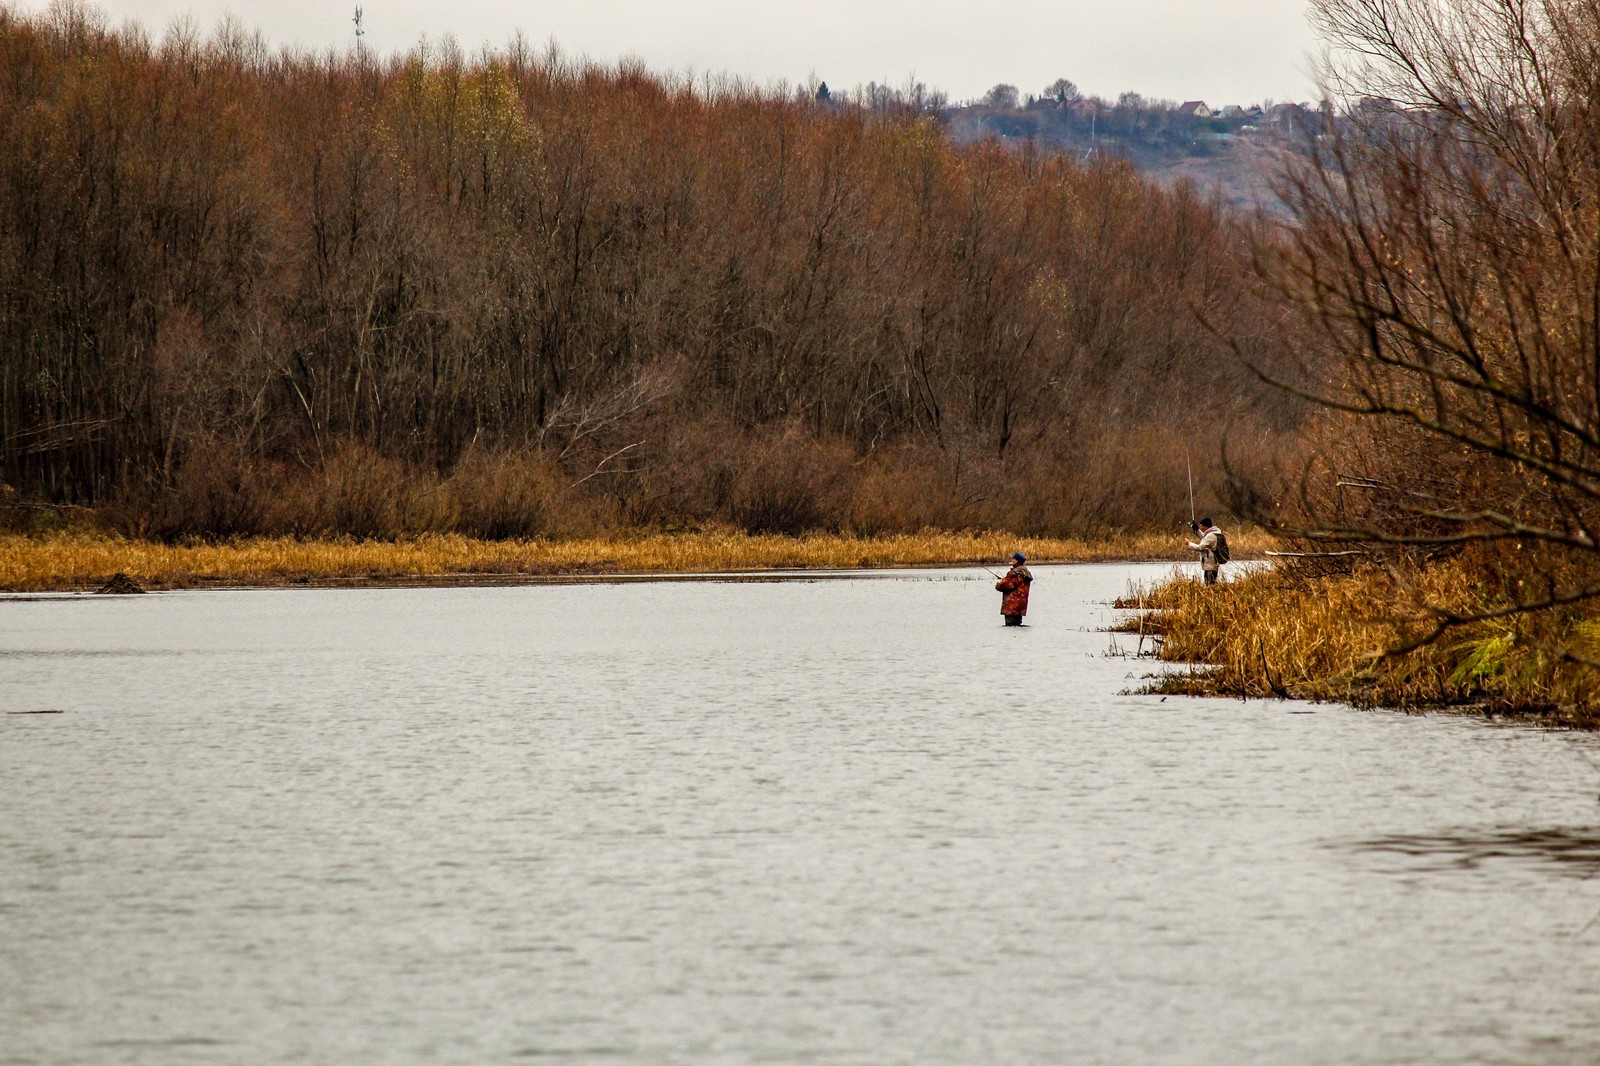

{"left": 1343, "top": 826, "right": 1600, "bottom": 877}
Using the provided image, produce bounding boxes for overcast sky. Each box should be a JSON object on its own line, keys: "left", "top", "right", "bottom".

{"left": 11, "top": 1, "right": 1326, "bottom": 106}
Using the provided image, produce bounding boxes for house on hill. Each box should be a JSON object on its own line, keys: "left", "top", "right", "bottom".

{"left": 1266, "top": 102, "right": 1306, "bottom": 128}
{"left": 1357, "top": 95, "right": 1404, "bottom": 117}
{"left": 1177, "top": 100, "right": 1213, "bottom": 118}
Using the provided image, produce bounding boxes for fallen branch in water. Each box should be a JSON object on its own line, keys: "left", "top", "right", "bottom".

{"left": 1263, "top": 550, "right": 1368, "bottom": 558}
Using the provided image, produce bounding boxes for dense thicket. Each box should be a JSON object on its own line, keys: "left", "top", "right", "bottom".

{"left": 1233, "top": 0, "right": 1600, "bottom": 680}
{"left": 0, "top": 4, "right": 1289, "bottom": 539}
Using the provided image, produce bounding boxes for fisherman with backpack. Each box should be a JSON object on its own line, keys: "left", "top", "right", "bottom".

{"left": 1184, "top": 517, "right": 1229, "bottom": 585}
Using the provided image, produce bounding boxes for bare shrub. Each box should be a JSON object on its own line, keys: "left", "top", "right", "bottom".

{"left": 844, "top": 447, "right": 955, "bottom": 535}
{"left": 0, "top": 482, "right": 26, "bottom": 534}
{"left": 449, "top": 447, "right": 573, "bottom": 539}
{"left": 728, "top": 424, "right": 855, "bottom": 536}
{"left": 273, "top": 441, "right": 456, "bottom": 539}
{"left": 608, "top": 412, "right": 740, "bottom": 529}
{"left": 122, "top": 437, "right": 272, "bottom": 541}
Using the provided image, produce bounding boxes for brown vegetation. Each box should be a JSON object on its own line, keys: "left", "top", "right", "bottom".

{"left": 1118, "top": 552, "right": 1600, "bottom": 725}
{"left": 0, "top": 4, "right": 1290, "bottom": 542}
{"left": 0, "top": 529, "right": 1187, "bottom": 593}
{"left": 1193, "top": 0, "right": 1600, "bottom": 697}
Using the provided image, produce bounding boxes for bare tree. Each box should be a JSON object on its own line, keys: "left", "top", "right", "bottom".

{"left": 0, "top": 8, "right": 1276, "bottom": 539}
{"left": 1045, "top": 78, "right": 1081, "bottom": 105}
{"left": 984, "top": 83, "right": 1020, "bottom": 110}
{"left": 1249, "top": 0, "right": 1600, "bottom": 647}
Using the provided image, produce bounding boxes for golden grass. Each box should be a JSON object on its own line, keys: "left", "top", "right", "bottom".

{"left": 0, "top": 528, "right": 1206, "bottom": 592}
{"left": 1120, "top": 558, "right": 1600, "bottom": 726}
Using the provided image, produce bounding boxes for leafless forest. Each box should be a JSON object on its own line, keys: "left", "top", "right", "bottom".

{"left": 0, "top": 4, "right": 1297, "bottom": 540}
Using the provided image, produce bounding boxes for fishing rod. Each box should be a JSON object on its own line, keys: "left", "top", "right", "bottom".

{"left": 1186, "top": 448, "right": 1195, "bottom": 525}
{"left": 1183, "top": 449, "right": 1201, "bottom": 536}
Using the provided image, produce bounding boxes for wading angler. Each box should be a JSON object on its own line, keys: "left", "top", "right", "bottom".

{"left": 996, "top": 552, "right": 1033, "bottom": 626}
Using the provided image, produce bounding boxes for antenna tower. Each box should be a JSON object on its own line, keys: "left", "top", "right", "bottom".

{"left": 353, "top": 6, "right": 365, "bottom": 40}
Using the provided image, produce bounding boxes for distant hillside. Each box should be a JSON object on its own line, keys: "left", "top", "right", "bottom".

{"left": 942, "top": 95, "right": 1318, "bottom": 215}
{"left": 1139, "top": 139, "right": 1297, "bottom": 216}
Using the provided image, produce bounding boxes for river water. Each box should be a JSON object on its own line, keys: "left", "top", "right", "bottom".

{"left": 3, "top": 563, "right": 1600, "bottom": 1065}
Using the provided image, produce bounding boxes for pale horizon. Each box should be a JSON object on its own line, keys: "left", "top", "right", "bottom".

{"left": 7, "top": 0, "right": 1327, "bottom": 107}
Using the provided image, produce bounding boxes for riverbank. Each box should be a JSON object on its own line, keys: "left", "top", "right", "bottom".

{"left": 1119, "top": 557, "right": 1600, "bottom": 728}
{"left": 0, "top": 529, "right": 1198, "bottom": 593}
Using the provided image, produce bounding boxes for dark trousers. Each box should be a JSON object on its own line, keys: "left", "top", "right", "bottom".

{"left": 1004, "top": 614, "right": 1024, "bottom": 626}
{"left": 1203, "top": 568, "right": 1219, "bottom": 586}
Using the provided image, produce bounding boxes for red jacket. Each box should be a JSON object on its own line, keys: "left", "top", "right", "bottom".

{"left": 996, "top": 565, "right": 1033, "bottom": 615}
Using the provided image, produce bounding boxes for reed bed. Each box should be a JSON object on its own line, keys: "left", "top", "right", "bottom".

{"left": 0, "top": 529, "right": 1191, "bottom": 593}
{"left": 1120, "top": 558, "right": 1600, "bottom": 726}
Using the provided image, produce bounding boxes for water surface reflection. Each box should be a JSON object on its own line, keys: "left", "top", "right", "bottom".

{"left": 3, "top": 563, "right": 1600, "bottom": 1066}
{"left": 1346, "top": 826, "right": 1600, "bottom": 877}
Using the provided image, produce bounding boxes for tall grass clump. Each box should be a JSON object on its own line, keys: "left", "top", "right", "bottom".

{"left": 1124, "top": 548, "right": 1600, "bottom": 726}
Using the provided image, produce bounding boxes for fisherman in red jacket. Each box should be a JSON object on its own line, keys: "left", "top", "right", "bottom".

{"left": 995, "top": 552, "right": 1033, "bottom": 626}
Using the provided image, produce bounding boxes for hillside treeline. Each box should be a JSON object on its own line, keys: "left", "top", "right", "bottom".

{"left": 0, "top": 4, "right": 1291, "bottom": 540}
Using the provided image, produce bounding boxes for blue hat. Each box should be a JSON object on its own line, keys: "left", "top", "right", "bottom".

{"left": 1012, "top": 552, "right": 1026, "bottom": 563}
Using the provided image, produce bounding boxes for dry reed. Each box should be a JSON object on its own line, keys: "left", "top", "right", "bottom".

{"left": 0, "top": 528, "right": 1202, "bottom": 593}
{"left": 1120, "top": 558, "right": 1600, "bottom": 726}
